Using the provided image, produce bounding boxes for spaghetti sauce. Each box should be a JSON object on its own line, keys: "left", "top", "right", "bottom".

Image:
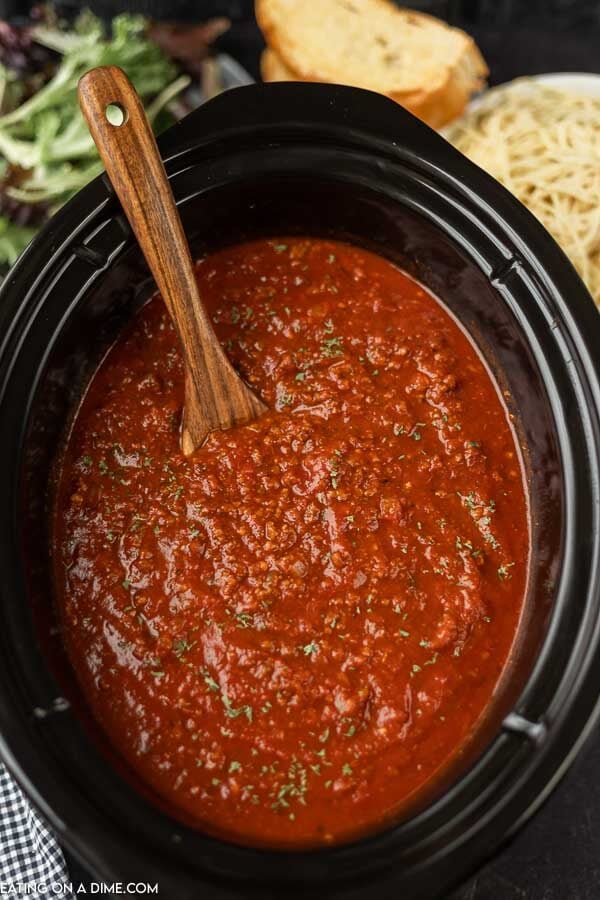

{"left": 54, "top": 238, "right": 528, "bottom": 846}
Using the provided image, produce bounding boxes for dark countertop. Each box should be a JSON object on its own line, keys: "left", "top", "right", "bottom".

{"left": 451, "top": 726, "right": 600, "bottom": 900}
{"left": 64, "top": 14, "right": 600, "bottom": 900}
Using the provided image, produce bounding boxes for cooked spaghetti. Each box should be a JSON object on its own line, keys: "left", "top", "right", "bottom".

{"left": 446, "top": 80, "right": 600, "bottom": 305}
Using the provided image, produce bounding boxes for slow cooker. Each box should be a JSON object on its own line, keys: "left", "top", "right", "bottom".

{"left": 0, "top": 83, "right": 599, "bottom": 899}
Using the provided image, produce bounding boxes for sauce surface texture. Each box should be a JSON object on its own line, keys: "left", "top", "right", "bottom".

{"left": 55, "top": 238, "right": 528, "bottom": 846}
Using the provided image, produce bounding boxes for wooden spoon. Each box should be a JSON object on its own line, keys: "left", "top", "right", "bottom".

{"left": 78, "top": 65, "right": 266, "bottom": 455}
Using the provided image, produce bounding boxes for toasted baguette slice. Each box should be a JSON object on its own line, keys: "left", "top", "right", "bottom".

{"left": 256, "top": 0, "right": 487, "bottom": 128}
{"left": 261, "top": 47, "right": 295, "bottom": 82}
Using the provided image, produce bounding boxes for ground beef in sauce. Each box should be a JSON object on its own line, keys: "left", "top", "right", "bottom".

{"left": 54, "top": 238, "right": 528, "bottom": 847}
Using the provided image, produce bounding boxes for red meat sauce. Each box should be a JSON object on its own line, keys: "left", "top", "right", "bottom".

{"left": 54, "top": 237, "right": 529, "bottom": 847}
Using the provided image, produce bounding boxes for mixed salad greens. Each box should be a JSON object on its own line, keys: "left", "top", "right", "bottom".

{"left": 0, "top": 11, "right": 193, "bottom": 266}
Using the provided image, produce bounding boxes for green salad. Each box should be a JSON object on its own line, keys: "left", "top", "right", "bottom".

{"left": 0, "top": 12, "right": 191, "bottom": 266}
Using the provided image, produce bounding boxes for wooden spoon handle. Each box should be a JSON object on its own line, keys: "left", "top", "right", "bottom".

{"left": 78, "top": 66, "right": 208, "bottom": 376}
{"left": 78, "top": 66, "right": 265, "bottom": 453}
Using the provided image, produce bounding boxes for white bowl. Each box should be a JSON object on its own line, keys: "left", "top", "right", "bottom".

{"left": 460, "top": 71, "right": 600, "bottom": 121}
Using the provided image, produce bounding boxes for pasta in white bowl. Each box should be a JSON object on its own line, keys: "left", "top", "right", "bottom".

{"left": 444, "top": 74, "right": 600, "bottom": 306}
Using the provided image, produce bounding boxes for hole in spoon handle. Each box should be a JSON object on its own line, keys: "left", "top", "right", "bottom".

{"left": 105, "top": 102, "right": 127, "bottom": 127}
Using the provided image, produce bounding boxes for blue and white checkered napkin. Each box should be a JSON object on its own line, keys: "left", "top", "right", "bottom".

{"left": 0, "top": 761, "right": 73, "bottom": 898}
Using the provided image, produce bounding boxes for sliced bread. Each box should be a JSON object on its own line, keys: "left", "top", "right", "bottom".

{"left": 261, "top": 47, "right": 295, "bottom": 82}
{"left": 256, "top": 0, "right": 488, "bottom": 127}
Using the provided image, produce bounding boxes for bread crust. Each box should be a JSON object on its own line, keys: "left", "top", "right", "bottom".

{"left": 261, "top": 48, "right": 295, "bottom": 82}
{"left": 256, "top": 0, "right": 488, "bottom": 128}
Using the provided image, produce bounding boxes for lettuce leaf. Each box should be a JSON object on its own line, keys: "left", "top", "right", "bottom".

{"left": 0, "top": 215, "right": 37, "bottom": 265}
{"left": 0, "top": 13, "right": 189, "bottom": 266}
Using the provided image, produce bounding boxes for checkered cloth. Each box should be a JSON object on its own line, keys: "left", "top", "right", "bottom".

{"left": 0, "top": 761, "right": 73, "bottom": 898}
